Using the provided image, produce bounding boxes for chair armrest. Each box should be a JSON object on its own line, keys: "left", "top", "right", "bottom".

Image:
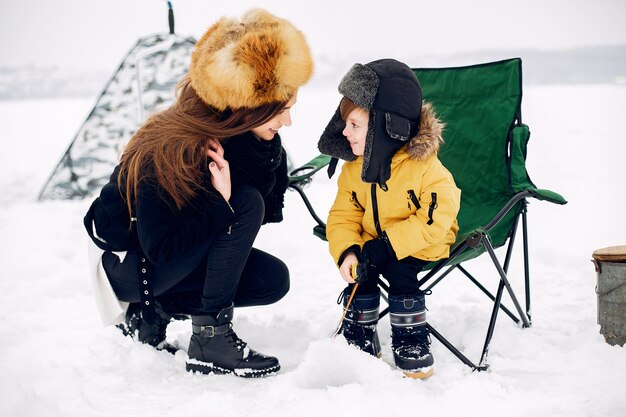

{"left": 483, "top": 187, "right": 567, "bottom": 232}
{"left": 527, "top": 188, "right": 567, "bottom": 205}
{"left": 288, "top": 154, "right": 332, "bottom": 186}
{"left": 313, "top": 225, "right": 327, "bottom": 241}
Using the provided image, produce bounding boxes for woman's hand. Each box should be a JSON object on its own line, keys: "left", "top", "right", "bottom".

{"left": 339, "top": 252, "right": 359, "bottom": 284}
{"left": 206, "top": 139, "right": 231, "bottom": 202}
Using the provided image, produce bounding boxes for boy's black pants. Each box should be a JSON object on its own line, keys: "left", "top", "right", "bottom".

{"left": 355, "top": 257, "right": 428, "bottom": 296}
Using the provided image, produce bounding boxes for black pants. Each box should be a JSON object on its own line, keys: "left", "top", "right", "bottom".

{"left": 103, "top": 186, "right": 290, "bottom": 316}
{"left": 354, "top": 256, "right": 428, "bottom": 296}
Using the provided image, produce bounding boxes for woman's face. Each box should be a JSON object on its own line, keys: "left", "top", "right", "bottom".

{"left": 251, "top": 93, "right": 298, "bottom": 141}
{"left": 342, "top": 108, "right": 369, "bottom": 156}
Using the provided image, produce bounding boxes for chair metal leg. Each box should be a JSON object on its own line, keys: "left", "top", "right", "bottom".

{"left": 418, "top": 240, "right": 469, "bottom": 289}
{"left": 476, "top": 231, "right": 530, "bottom": 366}
{"left": 427, "top": 323, "right": 489, "bottom": 371}
{"left": 479, "top": 279, "right": 506, "bottom": 367}
{"left": 502, "top": 210, "right": 520, "bottom": 274}
{"left": 288, "top": 184, "right": 326, "bottom": 228}
{"left": 423, "top": 264, "right": 458, "bottom": 292}
{"left": 458, "top": 265, "right": 520, "bottom": 324}
{"left": 521, "top": 203, "right": 532, "bottom": 324}
{"left": 484, "top": 237, "right": 530, "bottom": 328}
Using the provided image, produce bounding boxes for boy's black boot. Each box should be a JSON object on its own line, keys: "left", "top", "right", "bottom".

{"left": 186, "top": 303, "right": 280, "bottom": 377}
{"left": 339, "top": 287, "right": 381, "bottom": 357}
{"left": 389, "top": 292, "right": 434, "bottom": 379}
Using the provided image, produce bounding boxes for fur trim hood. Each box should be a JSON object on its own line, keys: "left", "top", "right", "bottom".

{"left": 318, "top": 59, "right": 444, "bottom": 188}
{"left": 189, "top": 9, "right": 313, "bottom": 111}
{"left": 405, "top": 102, "right": 444, "bottom": 160}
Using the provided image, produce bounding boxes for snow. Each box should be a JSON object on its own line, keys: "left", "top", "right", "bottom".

{"left": 1, "top": 84, "right": 625, "bottom": 417}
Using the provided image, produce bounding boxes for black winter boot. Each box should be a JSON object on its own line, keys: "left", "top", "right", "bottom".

{"left": 339, "top": 287, "right": 381, "bottom": 357}
{"left": 116, "top": 302, "right": 182, "bottom": 354}
{"left": 389, "top": 292, "right": 434, "bottom": 379}
{"left": 186, "top": 304, "right": 280, "bottom": 377}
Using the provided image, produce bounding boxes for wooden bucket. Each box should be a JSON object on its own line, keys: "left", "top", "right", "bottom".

{"left": 592, "top": 245, "right": 626, "bottom": 346}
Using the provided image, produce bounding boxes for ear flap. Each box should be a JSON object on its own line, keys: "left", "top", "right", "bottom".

{"left": 361, "top": 110, "right": 406, "bottom": 189}
{"left": 385, "top": 112, "right": 417, "bottom": 142}
{"left": 318, "top": 107, "right": 357, "bottom": 163}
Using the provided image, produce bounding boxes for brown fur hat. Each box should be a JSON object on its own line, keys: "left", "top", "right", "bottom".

{"left": 189, "top": 9, "right": 314, "bottom": 111}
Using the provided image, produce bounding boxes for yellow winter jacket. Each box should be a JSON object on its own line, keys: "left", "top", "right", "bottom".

{"left": 326, "top": 104, "right": 461, "bottom": 264}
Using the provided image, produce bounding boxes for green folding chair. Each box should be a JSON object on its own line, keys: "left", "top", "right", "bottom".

{"left": 288, "top": 58, "right": 566, "bottom": 370}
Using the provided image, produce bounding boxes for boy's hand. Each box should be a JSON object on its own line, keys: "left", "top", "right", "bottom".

{"left": 339, "top": 252, "right": 359, "bottom": 284}
{"left": 357, "top": 233, "right": 396, "bottom": 282}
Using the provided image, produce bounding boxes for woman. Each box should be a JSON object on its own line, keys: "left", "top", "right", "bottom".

{"left": 84, "top": 9, "right": 313, "bottom": 378}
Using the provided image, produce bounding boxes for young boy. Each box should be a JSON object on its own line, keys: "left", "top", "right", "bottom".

{"left": 318, "top": 59, "right": 461, "bottom": 378}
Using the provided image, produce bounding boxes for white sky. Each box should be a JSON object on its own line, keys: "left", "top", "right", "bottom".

{"left": 1, "top": 0, "right": 625, "bottom": 71}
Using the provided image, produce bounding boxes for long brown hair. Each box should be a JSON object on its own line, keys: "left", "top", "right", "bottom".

{"left": 118, "top": 74, "right": 287, "bottom": 217}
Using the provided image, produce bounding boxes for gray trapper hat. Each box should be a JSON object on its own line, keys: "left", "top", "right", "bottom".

{"left": 318, "top": 59, "right": 421, "bottom": 189}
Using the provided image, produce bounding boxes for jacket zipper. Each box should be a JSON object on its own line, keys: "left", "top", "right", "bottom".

{"left": 427, "top": 192, "right": 438, "bottom": 225}
{"left": 371, "top": 184, "right": 384, "bottom": 236}
{"left": 407, "top": 189, "right": 420, "bottom": 210}
{"left": 350, "top": 191, "right": 365, "bottom": 210}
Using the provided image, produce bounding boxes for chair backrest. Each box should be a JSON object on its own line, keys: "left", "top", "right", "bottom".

{"left": 413, "top": 59, "right": 530, "bottom": 261}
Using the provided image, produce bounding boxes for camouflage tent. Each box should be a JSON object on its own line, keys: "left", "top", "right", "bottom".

{"left": 38, "top": 32, "right": 196, "bottom": 200}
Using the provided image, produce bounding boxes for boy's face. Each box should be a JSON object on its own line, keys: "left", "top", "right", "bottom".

{"left": 342, "top": 108, "right": 369, "bottom": 156}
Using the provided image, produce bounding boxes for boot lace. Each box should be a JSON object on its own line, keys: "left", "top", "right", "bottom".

{"left": 224, "top": 326, "right": 247, "bottom": 352}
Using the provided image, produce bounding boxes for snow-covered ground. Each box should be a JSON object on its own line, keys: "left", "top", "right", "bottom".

{"left": 0, "top": 85, "right": 625, "bottom": 417}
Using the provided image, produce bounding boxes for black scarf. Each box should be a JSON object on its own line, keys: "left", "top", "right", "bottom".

{"left": 223, "top": 132, "right": 288, "bottom": 223}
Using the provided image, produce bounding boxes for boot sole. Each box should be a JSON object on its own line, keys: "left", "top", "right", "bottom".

{"left": 186, "top": 358, "right": 280, "bottom": 378}
{"left": 402, "top": 366, "right": 434, "bottom": 379}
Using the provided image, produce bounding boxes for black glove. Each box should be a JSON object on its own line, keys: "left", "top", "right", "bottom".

{"left": 355, "top": 232, "right": 396, "bottom": 284}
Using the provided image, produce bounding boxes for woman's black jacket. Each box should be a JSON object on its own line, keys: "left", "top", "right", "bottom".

{"left": 83, "top": 132, "right": 288, "bottom": 266}
{"left": 84, "top": 164, "right": 236, "bottom": 266}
